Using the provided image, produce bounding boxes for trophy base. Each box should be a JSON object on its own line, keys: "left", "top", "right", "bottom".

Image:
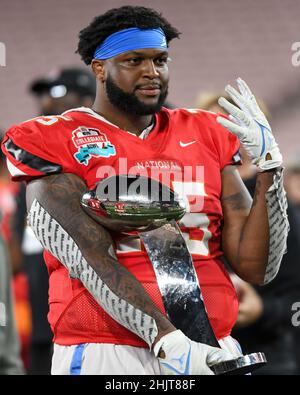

{"left": 211, "top": 352, "right": 267, "bottom": 375}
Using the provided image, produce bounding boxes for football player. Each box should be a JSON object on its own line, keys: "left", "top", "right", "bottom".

{"left": 1, "top": 5, "right": 288, "bottom": 375}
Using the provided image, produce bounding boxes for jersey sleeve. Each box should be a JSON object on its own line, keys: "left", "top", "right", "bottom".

{"left": 1, "top": 118, "right": 84, "bottom": 182}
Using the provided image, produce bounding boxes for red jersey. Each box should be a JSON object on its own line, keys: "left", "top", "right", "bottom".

{"left": 1, "top": 107, "right": 241, "bottom": 346}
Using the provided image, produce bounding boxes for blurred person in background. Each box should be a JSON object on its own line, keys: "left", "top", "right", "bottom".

{"left": 30, "top": 67, "right": 96, "bottom": 116}
{"left": 285, "top": 157, "right": 300, "bottom": 212}
{"left": 0, "top": 132, "right": 24, "bottom": 375}
{"left": 0, "top": 229, "right": 24, "bottom": 375}
{"left": 0, "top": 136, "right": 30, "bottom": 370}
{"left": 0, "top": 136, "right": 23, "bottom": 273}
{"left": 197, "top": 92, "right": 300, "bottom": 374}
{"left": 12, "top": 68, "right": 95, "bottom": 375}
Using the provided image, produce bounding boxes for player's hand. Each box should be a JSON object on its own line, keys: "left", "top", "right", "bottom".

{"left": 216, "top": 78, "right": 282, "bottom": 172}
{"left": 153, "top": 330, "right": 234, "bottom": 375}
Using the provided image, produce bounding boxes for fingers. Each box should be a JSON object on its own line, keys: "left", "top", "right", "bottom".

{"left": 218, "top": 97, "right": 250, "bottom": 125}
{"left": 225, "top": 84, "right": 247, "bottom": 112}
{"left": 236, "top": 78, "right": 254, "bottom": 100}
{"left": 225, "top": 78, "right": 261, "bottom": 118}
{"left": 216, "top": 115, "right": 245, "bottom": 139}
{"left": 218, "top": 97, "right": 242, "bottom": 117}
{"left": 218, "top": 96, "right": 251, "bottom": 126}
{"left": 206, "top": 346, "right": 234, "bottom": 367}
{"left": 236, "top": 78, "right": 261, "bottom": 114}
{"left": 229, "top": 114, "right": 243, "bottom": 127}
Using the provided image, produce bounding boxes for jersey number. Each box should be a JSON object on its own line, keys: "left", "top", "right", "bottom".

{"left": 117, "top": 181, "right": 212, "bottom": 257}
{"left": 172, "top": 181, "right": 211, "bottom": 256}
{"left": 35, "top": 115, "right": 71, "bottom": 125}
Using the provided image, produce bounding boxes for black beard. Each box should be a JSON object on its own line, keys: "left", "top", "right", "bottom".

{"left": 105, "top": 74, "right": 168, "bottom": 116}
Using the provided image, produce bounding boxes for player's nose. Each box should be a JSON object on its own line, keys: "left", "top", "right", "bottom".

{"left": 141, "top": 59, "right": 160, "bottom": 78}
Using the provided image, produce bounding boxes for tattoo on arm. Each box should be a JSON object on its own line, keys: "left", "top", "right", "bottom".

{"left": 221, "top": 192, "right": 250, "bottom": 211}
{"left": 26, "top": 173, "right": 173, "bottom": 346}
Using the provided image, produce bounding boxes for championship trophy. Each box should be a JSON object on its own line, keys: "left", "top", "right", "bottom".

{"left": 81, "top": 175, "right": 266, "bottom": 375}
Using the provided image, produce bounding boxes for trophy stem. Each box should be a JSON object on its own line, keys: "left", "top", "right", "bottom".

{"left": 140, "top": 220, "right": 266, "bottom": 375}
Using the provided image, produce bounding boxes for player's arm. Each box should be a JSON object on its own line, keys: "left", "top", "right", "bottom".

{"left": 26, "top": 172, "right": 174, "bottom": 346}
{"left": 26, "top": 172, "right": 233, "bottom": 375}
{"left": 221, "top": 165, "right": 277, "bottom": 284}
{"left": 218, "top": 79, "right": 289, "bottom": 285}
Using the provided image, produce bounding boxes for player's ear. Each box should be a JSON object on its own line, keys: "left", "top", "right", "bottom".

{"left": 91, "top": 60, "right": 106, "bottom": 83}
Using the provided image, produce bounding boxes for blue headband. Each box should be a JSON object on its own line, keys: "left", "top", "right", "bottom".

{"left": 94, "top": 27, "right": 167, "bottom": 60}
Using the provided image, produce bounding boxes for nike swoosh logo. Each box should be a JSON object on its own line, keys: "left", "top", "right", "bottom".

{"left": 179, "top": 141, "right": 196, "bottom": 147}
{"left": 160, "top": 344, "right": 191, "bottom": 375}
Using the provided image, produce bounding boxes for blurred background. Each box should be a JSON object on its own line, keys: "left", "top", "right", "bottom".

{"left": 1, "top": 0, "right": 300, "bottom": 375}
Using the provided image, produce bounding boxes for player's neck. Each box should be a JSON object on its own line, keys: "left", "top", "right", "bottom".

{"left": 92, "top": 97, "right": 154, "bottom": 136}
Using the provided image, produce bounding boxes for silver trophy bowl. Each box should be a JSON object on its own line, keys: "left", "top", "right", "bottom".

{"left": 81, "top": 175, "right": 186, "bottom": 232}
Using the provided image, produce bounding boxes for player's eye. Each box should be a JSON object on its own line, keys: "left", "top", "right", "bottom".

{"left": 125, "top": 57, "right": 143, "bottom": 65}
{"left": 155, "top": 56, "right": 170, "bottom": 67}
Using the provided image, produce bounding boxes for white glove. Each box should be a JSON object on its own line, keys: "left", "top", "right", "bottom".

{"left": 216, "top": 78, "right": 282, "bottom": 172}
{"left": 153, "top": 330, "right": 234, "bottom": 375}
